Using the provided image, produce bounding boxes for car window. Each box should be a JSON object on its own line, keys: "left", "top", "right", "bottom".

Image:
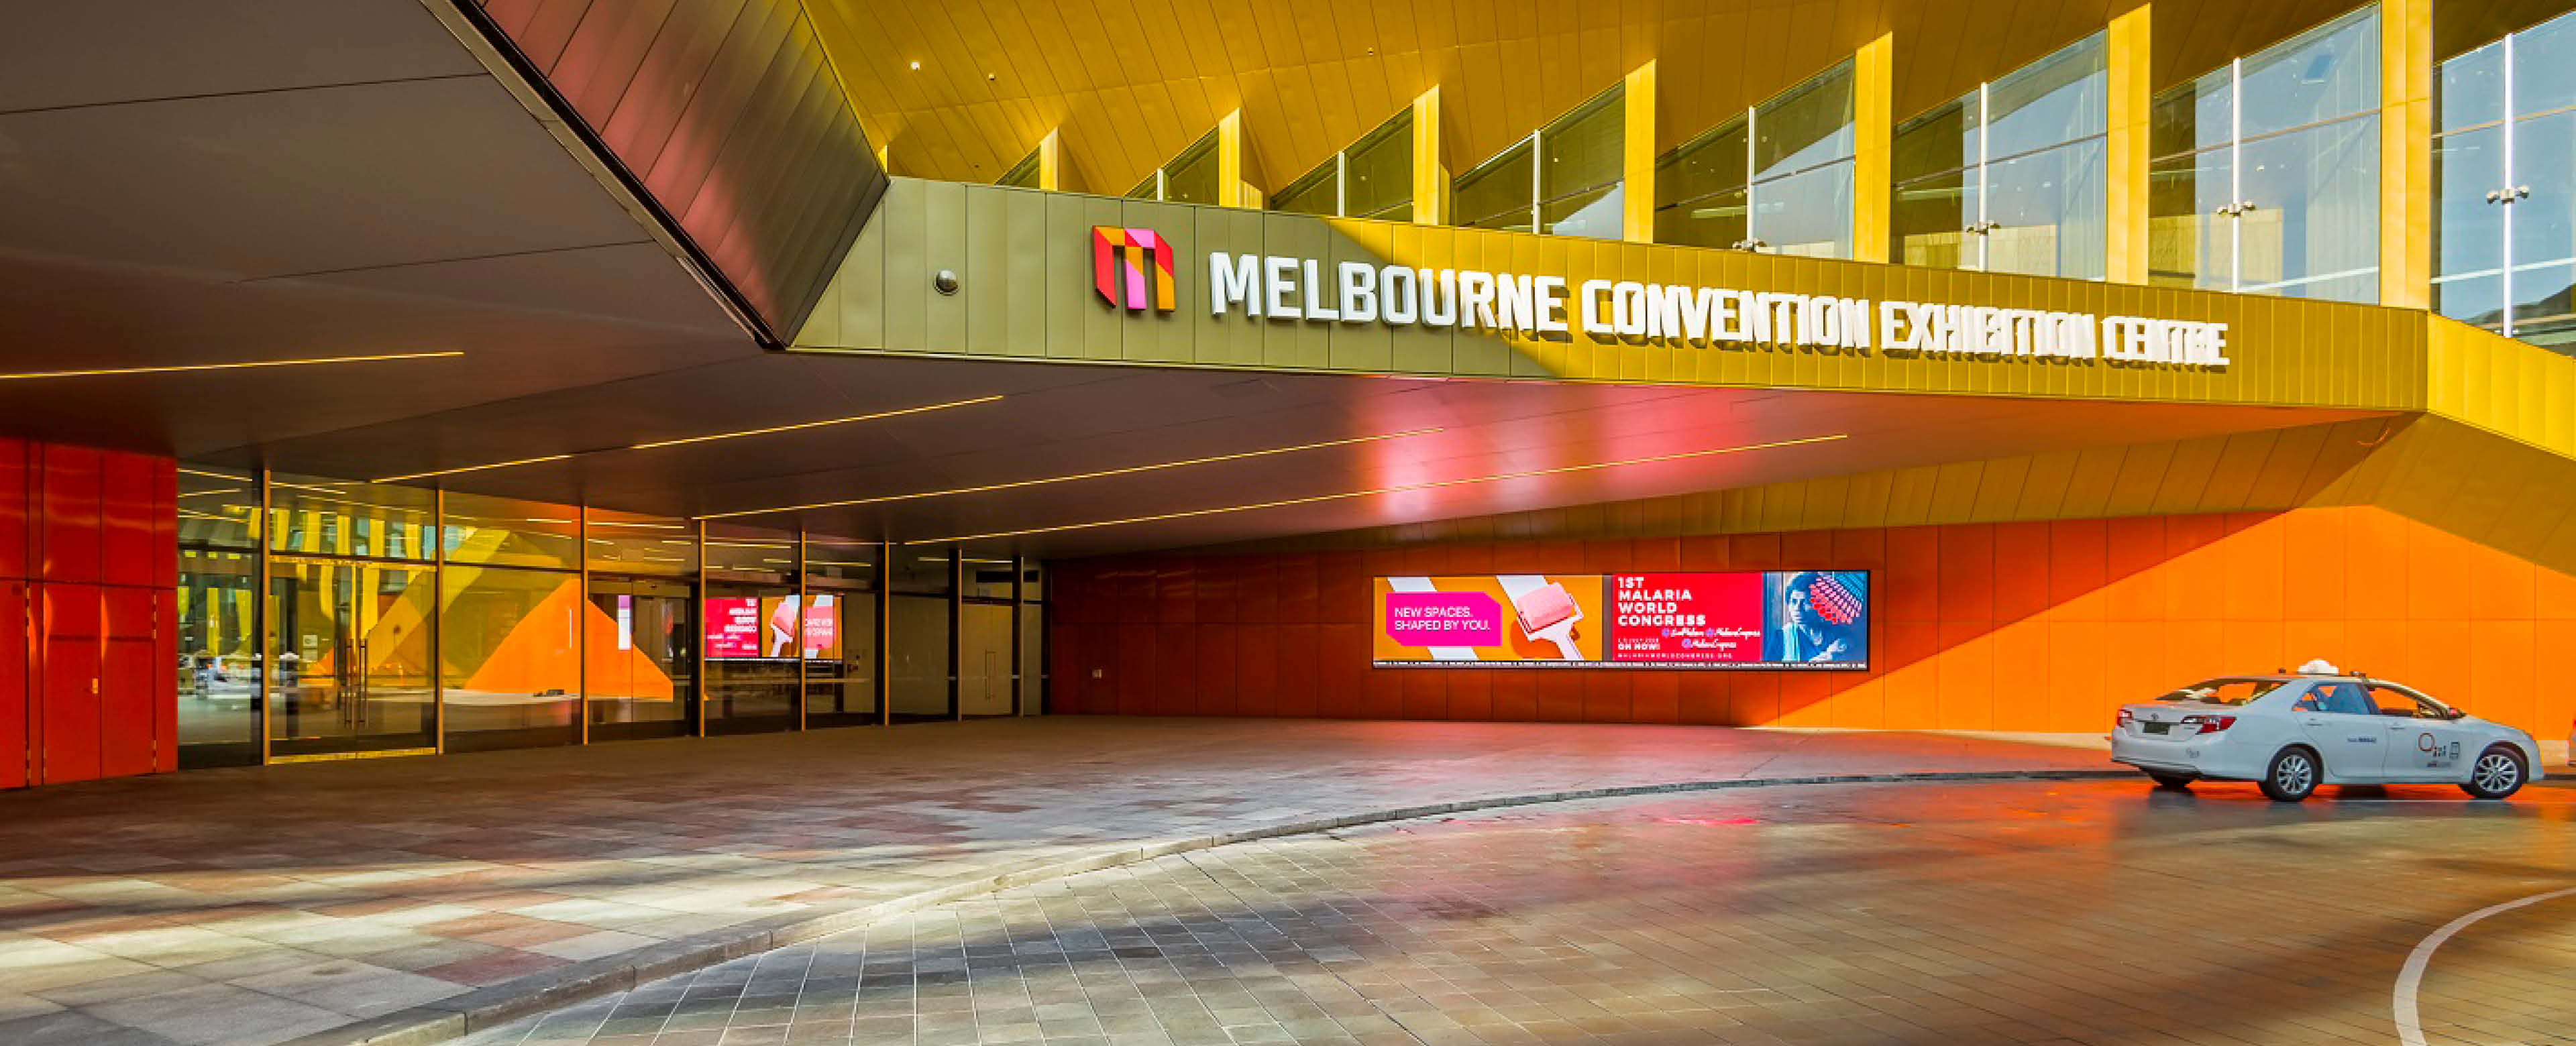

{"left": 2295, "top": 681, "right": 2374, "bottom": 715}
{"left": 2162, "top": 679, "right": 2287, "bottom": 706}
{"left": 2367, "top": 684, "right": 2448, "bottom": 719}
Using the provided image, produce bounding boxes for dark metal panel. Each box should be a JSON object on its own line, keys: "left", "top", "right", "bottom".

{"left": 464, "top": 0, "right": 883, "bottom": 341}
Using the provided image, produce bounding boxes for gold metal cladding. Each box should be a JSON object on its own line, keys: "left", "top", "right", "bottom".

{"left": 696, "top": 427, "right": 1448, "bottom": 520}
{"left": 905, "top": 432, "right": 1849, "bottom": 544}
{"left": 371, "top": 394, "right": 1004, "bottom": 482}
{"left": 0, "top": 351, "right": 462, "bottom": 382}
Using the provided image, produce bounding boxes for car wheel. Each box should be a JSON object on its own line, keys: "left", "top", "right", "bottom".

{"left": 2461, "top": 746, "right": 2526, "bottom": 800}
{"left": 2145, "top": 770, "right": 2196, "bottom": 790}
{"left": 2260, "top": 747, "right": 2320, "bottom": 803}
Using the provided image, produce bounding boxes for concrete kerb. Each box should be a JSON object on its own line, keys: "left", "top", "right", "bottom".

{"left": 282, "top": 766, "right": 2130, "bottom": 1046}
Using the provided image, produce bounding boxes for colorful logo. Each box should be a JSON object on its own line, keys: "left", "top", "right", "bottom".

{"left": 1092, "top": 226, "right": 1175, "bottom": 312}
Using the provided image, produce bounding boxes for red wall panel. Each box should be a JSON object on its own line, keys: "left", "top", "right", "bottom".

{"left": 1, "top": 581, "right": 23, "bottom": 790}
{"left": 41, "top": 445, "right": 101, "bottom": 584}
{"left": 40, "top": 585, "right": 101, "bottom": 784}
{"left": 1, "top": 441, "right": 176, "bottom": 790}
{"left": 101, "top": 587, "right": 156, "bottom": 778}
{"left": 1052, "top": 506, "right": 2575, "bottom": 737}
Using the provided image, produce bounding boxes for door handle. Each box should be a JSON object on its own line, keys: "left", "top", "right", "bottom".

{"left": 2300, "top": 717, "right": 2324, "bottom": 726}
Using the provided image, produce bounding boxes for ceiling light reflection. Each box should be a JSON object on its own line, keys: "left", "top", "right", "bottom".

{"left": 0, "top": 351, "right": 461, "bottom": 382}
{"left": 905, "top": 433, "right": 1849, "bottom": 545}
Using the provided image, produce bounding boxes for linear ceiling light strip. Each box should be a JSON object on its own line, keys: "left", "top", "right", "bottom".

{"left": 696, "top": 427, "right": 1448, "bottom": 520}
{"left": 0, "top": 351, "right": 462, "bottom": 382}
{"left": 370, "top": 394, "right": 1004, "bottom": 483}
{"left": 908, "top": 432, "right": 1849, "bottom": 545}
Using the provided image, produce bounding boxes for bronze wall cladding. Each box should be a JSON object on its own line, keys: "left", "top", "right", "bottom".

{"left": 467, "top": 0, "right": 886, "bottom": 342}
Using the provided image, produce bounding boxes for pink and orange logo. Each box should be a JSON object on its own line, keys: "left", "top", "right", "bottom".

{"left": 1091, "top": 226, "right": 1175, "bottom": 312}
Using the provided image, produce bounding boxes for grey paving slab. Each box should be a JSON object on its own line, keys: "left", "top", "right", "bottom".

{"left": 0, "top": 719, "right": 2116, "bottom": 1045}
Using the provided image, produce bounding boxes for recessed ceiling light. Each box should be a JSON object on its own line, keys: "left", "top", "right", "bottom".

{"left": 370, "top": 395, "right": 1002, "bottom": 483}
{"left": 910, "top": 60, "right": 920, "bottom": 70}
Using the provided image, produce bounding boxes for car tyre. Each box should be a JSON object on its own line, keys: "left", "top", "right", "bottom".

{"left": 2461, "top": 746, "right": 2526, "bottom": 801}
{"left": 2260, "top": 747, "right": 2320, "bottom": 803}
{"left": 2144, "top": 770, "right": 2196, "bottom": 790}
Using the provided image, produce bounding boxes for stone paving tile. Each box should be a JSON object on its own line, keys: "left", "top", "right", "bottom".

{"left": 0, "top": 719, "right": 2109, "bottom": 1045}
{"left": 463, "top": 778, "right": 2576, "bottom": 1046}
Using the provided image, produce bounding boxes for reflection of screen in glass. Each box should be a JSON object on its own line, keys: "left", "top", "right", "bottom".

{"left": 706, "top": 595, "right": 841, "bottom": 660}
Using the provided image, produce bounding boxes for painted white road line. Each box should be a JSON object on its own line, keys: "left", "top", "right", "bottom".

{"left": 2394, "top": 885, "right": 2576, "bottom": 1046}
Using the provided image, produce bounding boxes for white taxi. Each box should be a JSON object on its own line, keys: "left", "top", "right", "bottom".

{"left": 2110, "top": 671, "right": 2544, "bottom": 802}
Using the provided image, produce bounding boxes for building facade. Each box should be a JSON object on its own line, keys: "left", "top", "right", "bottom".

{"left": 5, "top": 0, "right": 2576, "bottom": 785}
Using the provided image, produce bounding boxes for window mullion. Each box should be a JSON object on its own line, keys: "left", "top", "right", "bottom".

{"left": 2229, "top": 57, "right": 2244, "bottom": 292}
{"left": 2502, "top": 32, "right": 2520, "bottom": 336}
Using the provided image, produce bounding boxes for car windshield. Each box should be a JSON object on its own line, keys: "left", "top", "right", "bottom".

{"left": 2159, "top": 679, "right": 2287, "bottom": 707}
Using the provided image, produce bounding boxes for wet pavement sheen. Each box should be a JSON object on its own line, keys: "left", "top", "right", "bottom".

{"left": 460, "top": 778, "right": 2576, "bottom": 1046}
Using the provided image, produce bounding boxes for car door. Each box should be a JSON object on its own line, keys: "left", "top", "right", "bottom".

{"left": 2292, "top": 681, "right": 2386, "bottom": 782}
{"left": 2369, "top": 684, "right": 2469, "bottom": 781}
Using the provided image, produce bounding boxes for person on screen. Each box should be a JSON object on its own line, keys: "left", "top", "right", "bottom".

{"left": 1766, "top": 572, "right": 1856, "bottom": 664}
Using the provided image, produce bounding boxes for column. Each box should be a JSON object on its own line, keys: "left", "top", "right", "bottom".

{"left": 1412, "top": 86, "right": 1447, "bottom": 225}
{"left": 1851, "top": 33, "right": 1894, "bottom": 263}
{"left": 2381, "top": 0, "right": 2433, "bottom": 308}
{"left": 1218, "top": 109, "right": 1263, "bottom": 209}
{"left": 2106, "top": 4, "right": 2152, "bottom": 284}
{"left": 1622, "top": 61, "right": 1657, "bottom": 243}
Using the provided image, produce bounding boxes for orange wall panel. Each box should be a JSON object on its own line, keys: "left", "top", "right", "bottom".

{"left": 1053, "top": 506, "right": 2575, "bottom": 736}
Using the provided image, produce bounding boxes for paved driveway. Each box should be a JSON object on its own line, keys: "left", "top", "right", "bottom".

{"left": 0, "top": 719, "right": 2106, "bottom": 1045}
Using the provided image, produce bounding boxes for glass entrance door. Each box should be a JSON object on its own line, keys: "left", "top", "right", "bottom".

{"left": 588, "top": 577, "right": 696, "bottom": 741}
{"left": 268, "top": 558, "right": 437, "bottom": 758}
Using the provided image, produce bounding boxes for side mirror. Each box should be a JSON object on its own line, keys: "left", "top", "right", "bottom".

{"left": 2442, "top": 707, "right": 2468, "bottom": 721}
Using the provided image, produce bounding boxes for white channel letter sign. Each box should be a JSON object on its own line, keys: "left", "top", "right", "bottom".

{"left": 1203, "top": 253, "right": 2231, "bottom": 367}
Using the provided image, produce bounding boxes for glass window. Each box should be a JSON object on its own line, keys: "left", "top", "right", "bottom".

{"left": 177, "top": 543, "right": 259, "bottom": 767}
{"left": 963, "top": 557, "right": 1018, "bottom": 599}
{"left": 1540, "top": 85, "right": 1625, "bottom": 239}
{"left": 584, "top": 508, "right": 696, "bottom": 575}
{"left": 177, "top": 466, "right": 258, "bottom": 551}
{"left": 1271, "top": 160, "right": 1338, "bottom": 216}
{"left": 1754, "top": 63, "right": 1854, "bottom": 180}
{"left": 1163, "top": 130, "right": 1220, "bottom": 204}
{"left": 2434, "top": 10, "right": 2576, "bottom": 347}
{"left": 996, "top": 146, "right": 1042, "bottom": 188}
{"left": 895, "top": 547, "right": 955, "bottom": 595}
{"left": 2236, "top": 115, "right": 2380, "bottom": 302}
{"left": 2159, "top": 678, "right": 2289, "bottom": 705}
{"left": 1984, "top": 34, "right": 2107, "bottom": 159}
{"left": 1655, "top": 117, "right": 1748, "bottom": 250}
{"left": 440, "top": 565, "right": 580, "bottom": 752}
{"left": 1344, "top": 110, "right": 1415, "bottom": 220}
{"left": 1753, "top": 162, "right": 1854, "bottom": 258}
{"left": 269, "top": 475, "right": 434, "bottom": 561}
{"left": 2151, "top": 7, "right": 2380, "bottom": 302}
{"left": 1894, "top": 168, "right": 1970, "bottom": 268}
{"left": 703, "top": 524, "right": 796, "bottom": 734}
{"left": 588, "top": 575, "right": 694, "bottom": 742}
{"left": 267, "top": 559, "right": 437, "bottom": 758}
{"left": 1125, "top": 172, "right": 1159, "bottom": 200}
{"left": 804, "top": 538, "right": 878, "bottom": 728}
{"left": 2237, "top": 7, "right": 2379, "bottom": 138}
{"left": 1984, "top": 138, "right": 2107, "bottom": 280}
{"left": 440, "top": 491, "right": 580, "bottom": 571}
{"left": 1453, "top": 137, "right": 1536, "bottom": 231}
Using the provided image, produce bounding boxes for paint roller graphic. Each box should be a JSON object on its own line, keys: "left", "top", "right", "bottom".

{"left": 1498, "top": 575, "right": 1584, "bottom": 660}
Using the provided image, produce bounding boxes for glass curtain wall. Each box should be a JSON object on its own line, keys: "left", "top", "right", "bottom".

{"left": 437, "top": 494, "right": 581, "bottom": 752}
{"left": 1894, "top": 34, "right": 2108, "bottom": 278}
{"left": 2149, "top": 5, "right": 2381, "bottom": 302}
{"left": 1018, "top": 562, "right": 1045, "bottom": 715}
{"left": 266, "top": 476, "right": 439, "bottom": 759}
{"left": 1128, "top": 128, "right": 1220, "bottom": 202}
{"left": 1658, "top": 62, "right": 1857, "bottom": 256}
{"left": 996, "top": 146, "right": 1042, "bottom": 188}
{"left": 959, "top": 558, "right": 1016, "bottom": 717}
{"left": 2434, "top": 10, "right": 2576, "bottom": 345}
{"left": 703, "top": 524, "right": 800, "bottom": 734}
{"left": 804, "top": 538, "right": 880, "bottom": 728}
{"left": 1271, "top": 108, "right": 1415, "bottom": 220}
{"left": 1454, "top": 84, "right": 1626, "bottom": 238}
{"left": 890, "top": 548, "right": 954, "bottom": 721}
{"left": 586, "top": 508, "right": 697, "bottom": 740}
{"left": 175, "top": 467, "right": 260, "bottom": 767}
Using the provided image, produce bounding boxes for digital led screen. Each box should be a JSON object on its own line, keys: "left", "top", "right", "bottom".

{"left": 704, "top": 594, "right": 842, "bottom": 660}
{"left": 1373, "top": 572, "right": 1869, "bottom": 670}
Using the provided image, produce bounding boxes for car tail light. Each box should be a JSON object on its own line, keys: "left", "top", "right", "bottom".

{"left": 2116, "top": 709, "right": 2135, "bottom": 728}
{"left": 2180, "top": 714, "right": 2236, "bottom": 735}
